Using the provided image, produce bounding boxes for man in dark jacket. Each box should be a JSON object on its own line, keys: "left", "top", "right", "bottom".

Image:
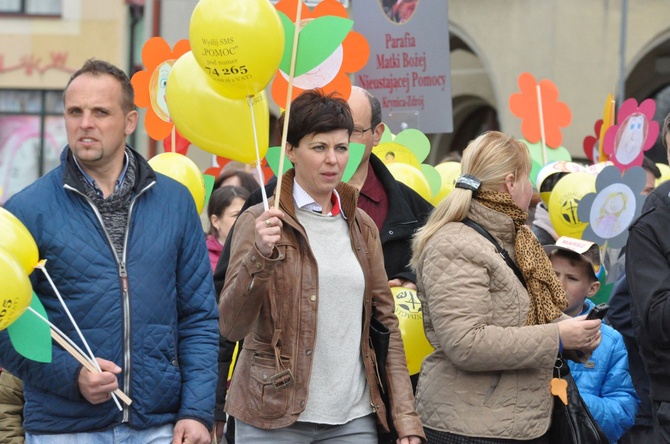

{"left": 626, "top": 179, "right": 670, "bottom": 443}
{"left": 626, "top": 113, "right": 670, "bottom": 443}
{"left": 212, "top": 86, "right": 433, "bottom": 442}
{"left": 0, "top": 60, "right": 218, "bottom": 443}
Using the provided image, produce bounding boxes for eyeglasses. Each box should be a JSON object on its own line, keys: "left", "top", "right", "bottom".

{"left": 351, "top": 126, "right": 373, "bottom": 138}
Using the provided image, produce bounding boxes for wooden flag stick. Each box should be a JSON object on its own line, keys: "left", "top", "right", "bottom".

{"left": 171, "top": 126, "right": 176, "bottom": 153}
{"left": 249, "top": 95, "right": 270, "bottom": 211}
{"left": 50, "top": 329, "right": 132, "bottom": 406}
{"left": 273, "top": 1, "right": 303, "bottom": 210}
{"left": 26, "top": 304, "right": 132, "bottom": 407}
{"left": 36, "top": 262, "right": 123, "bottom": 410}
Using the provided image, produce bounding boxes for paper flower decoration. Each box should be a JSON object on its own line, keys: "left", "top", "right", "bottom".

{"left": 271, "top": 0, "right": 369, "bottom": 104}
{"left": 162, "top": 128, "right": 190, "bottom": 155}
{"left": 603, "top": 98, "right": 659, "bottom": 172}
{"left": 509, "top": 72, "right": 571, "bottom": 149}
{"left": 521, "top": 140, "right": 572, "bottom": 187}
{"left": 583, "top": 120, "right": 603, "bottom": 163}
{"left": 373, "top": 127, "right": 439, "bottom": 202}
{"left": 577, "top": 165, "right": 647, "bottom": 248}
{"left": 130, "top": 37, "right": 190, "bottom": 140}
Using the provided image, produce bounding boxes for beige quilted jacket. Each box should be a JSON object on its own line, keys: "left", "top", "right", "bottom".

{"left": 414, "top": 202, "right": 561, "bottom": 439}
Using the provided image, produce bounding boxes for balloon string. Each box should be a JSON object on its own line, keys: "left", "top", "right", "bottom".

{"left": 248, "top": 95, "right": 269, "bottom": 211}
{"left": 274, "top": 1, "right": 303, "bottom": 210}
{"left": 536, "top": 84, "right": 547, "bottom": 166}
{"left": 37, "top": 265, "right": 123, "bottom": 411}
{"left": 26, "top": 306, "right": 126, "bottom": 410}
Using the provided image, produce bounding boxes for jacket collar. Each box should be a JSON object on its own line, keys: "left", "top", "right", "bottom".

{"left": 368, "top": 154, "right": 422, "bottom": 228}
{"left": 61, "top": 145, "right": 157, "bottom": 194}
{"left": 468, "top": 200, "right": 517, "bottom": 249}
{"left": 275, "top": 169, "right": 359, "bottom": 227}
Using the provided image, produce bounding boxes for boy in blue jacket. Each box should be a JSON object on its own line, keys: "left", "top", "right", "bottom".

{"left": 546, "top": 237, "right": 638, "bottom": 443}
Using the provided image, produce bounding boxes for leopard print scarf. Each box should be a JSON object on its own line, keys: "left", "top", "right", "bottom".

{"left": 476, "top": 190, "right": 568, "bottom": 325}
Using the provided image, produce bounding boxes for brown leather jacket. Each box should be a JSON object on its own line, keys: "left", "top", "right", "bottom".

{"left": 220, "top": 170, "right": 425, "bottom": 441}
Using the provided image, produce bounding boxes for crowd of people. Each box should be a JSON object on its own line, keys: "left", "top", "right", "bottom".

{"left": 1, "top": 58, "right": 670, "bottom": 444}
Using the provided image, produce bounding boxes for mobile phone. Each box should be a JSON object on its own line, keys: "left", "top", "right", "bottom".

{"left": 585, "top": 303, "right": 609, "bottom": 320}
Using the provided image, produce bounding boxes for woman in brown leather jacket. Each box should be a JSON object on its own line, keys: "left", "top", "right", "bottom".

{"left": 219, "top": 90, "right": 425, "bottom": 444}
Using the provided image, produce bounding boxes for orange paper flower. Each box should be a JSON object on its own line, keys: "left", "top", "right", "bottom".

{"left": 509, "top": 72, "right": 571, "bottom": 149}
{"left": 272, "top": 0, "right": 369, "bottom": 104}
{"left": 131, "top": 37, "right": 190, "bottom": 141}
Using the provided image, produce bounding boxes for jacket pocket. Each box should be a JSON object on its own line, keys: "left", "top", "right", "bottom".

{"left": 248, "top": 352, "right": 291, "bottom": 419}
{"left": 142, "top": 324, "right": 181, "bottom": 414}
{"left": 483, "top": 372, "right": 501, "bottom": 406}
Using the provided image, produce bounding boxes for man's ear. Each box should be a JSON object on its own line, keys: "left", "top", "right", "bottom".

{"left": 372, "top": 123, "right": 385, "bottom": 147}
{"left": 125, "top": 110, "right": 139, "bottom": 135}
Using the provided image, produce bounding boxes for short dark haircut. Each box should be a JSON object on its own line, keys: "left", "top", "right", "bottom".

{"left": 278, "top": 89, "right": 353, "bottom": 147}
{"left": 663, "top": 112, "right": 670, "bottom": 150}
{"left": 550, "top": 249, "right": 598, "bottom": 283}
{"left": 213, "top": 169, "right": 260, "bottom": 194}
{"left": 642, "top": 156, "right": 661, "bottom": 178}
{"left": 64, "top": 59, "right": 135, "bottom": 113}
{"left": 207, "top": 185, "right": 250, "bottom": 236}
{"left": 363, "top": 88, "right": 382, "bottom": 128}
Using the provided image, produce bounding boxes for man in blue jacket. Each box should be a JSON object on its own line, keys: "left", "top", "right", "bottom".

{"left": 0, "top": 59, "right": 218, "bottom": 443}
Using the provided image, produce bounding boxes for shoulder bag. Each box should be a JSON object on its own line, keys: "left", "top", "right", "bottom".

{"left": 461, "top": 217, "right": 608, "bottom": 444}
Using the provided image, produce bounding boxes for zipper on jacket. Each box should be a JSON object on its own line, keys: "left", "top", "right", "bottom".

{"left": 119, "top": 259, "right": 131, "bottom": 423}
{"left": 64, "top": 181, "right": 155, "bottom": 424}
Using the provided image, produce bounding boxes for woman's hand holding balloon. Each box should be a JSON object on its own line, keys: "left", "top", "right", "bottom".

{"left": 255, "top": 209, "right": 284, "bottom": 258}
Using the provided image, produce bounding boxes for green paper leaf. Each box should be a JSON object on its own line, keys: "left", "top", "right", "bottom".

{"left": 265, "top": 142, "right": 365, "bottom": 184}
{"left": 394, "top": 129, "right": 431, "bottom": 164}
{"left": 343, "top": 142, "right": 365, "bottom": 183}
{"left": 266, "top": 146, "right": 292, "bottom": 178}
{"left": 420, "top": 164, "right": 441, "bottom": 197}
{"left": 7, "top": 292, "right": 51, "bottom": 363}
{"left": 203, "top": 174, "right": 216, "bottom": 212}
{"left": 279, "top": 14, "right": 354, "bottom": 77}
{"left": 521, "top": 140, "right": 572, "bottom": 186}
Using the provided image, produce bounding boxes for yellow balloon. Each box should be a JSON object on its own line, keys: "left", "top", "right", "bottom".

{"left": 166, "top": 51, "right": 270, "bottom": 163}
{"left": 656, "top": 163, "right": 670, "bottom": 187}
{"left": 148, "top": 153, "right": 206, "bottom": 214}
{"left": 0, "top": 247, "right": 33, "bottom": 331}
{"left": 548, "top": 172, "right": 596, "bottom": 239}
{"left": 536, "top": 161, "right": 585, "bottom": 206}
{"left": 0, "top": 207, "right": 38, "bottom": 275}
{"left": 189, "top": 0, "right": 284, "bottom": 99}
{"left": 386, "top": 163, "right": 432, "bottom": 202}
{"left": 373, "top": 142, "right": 421, "bottom": 168}
{"left": 392, "top": 287, "right": 433, "bottom": 375}
{"left": 432, "top": 161, "right": 461, "bottom": 205}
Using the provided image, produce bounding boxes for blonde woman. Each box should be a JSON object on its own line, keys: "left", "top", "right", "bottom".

{"left": 411, "top": 131, "right": 602, "bottom": 443}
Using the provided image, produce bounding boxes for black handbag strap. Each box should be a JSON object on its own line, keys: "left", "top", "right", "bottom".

{"left": 462, "top": 217, "right": 527, "bottom": 289}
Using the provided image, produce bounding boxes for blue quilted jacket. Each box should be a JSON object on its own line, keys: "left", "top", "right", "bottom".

{"left": 568, "top": 300, "right": 639, "bottom": 443}
{"left": 0, "top": 147, "right": 218, "bottom": 434}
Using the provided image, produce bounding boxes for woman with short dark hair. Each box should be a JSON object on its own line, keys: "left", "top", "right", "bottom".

{"left": 220, "top": 90, "right": 425, "bottom": 444}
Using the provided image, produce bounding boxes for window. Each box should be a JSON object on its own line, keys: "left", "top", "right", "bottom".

{"left": 0, "top": 90, "right": 66, "bottom": 204}
{"left": 0, "top": 0, "right": 61, "bottom": 15}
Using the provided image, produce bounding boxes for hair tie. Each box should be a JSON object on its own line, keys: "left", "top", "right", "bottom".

{"left": 455, "top": 174, "right": 481, "bottom": 192}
